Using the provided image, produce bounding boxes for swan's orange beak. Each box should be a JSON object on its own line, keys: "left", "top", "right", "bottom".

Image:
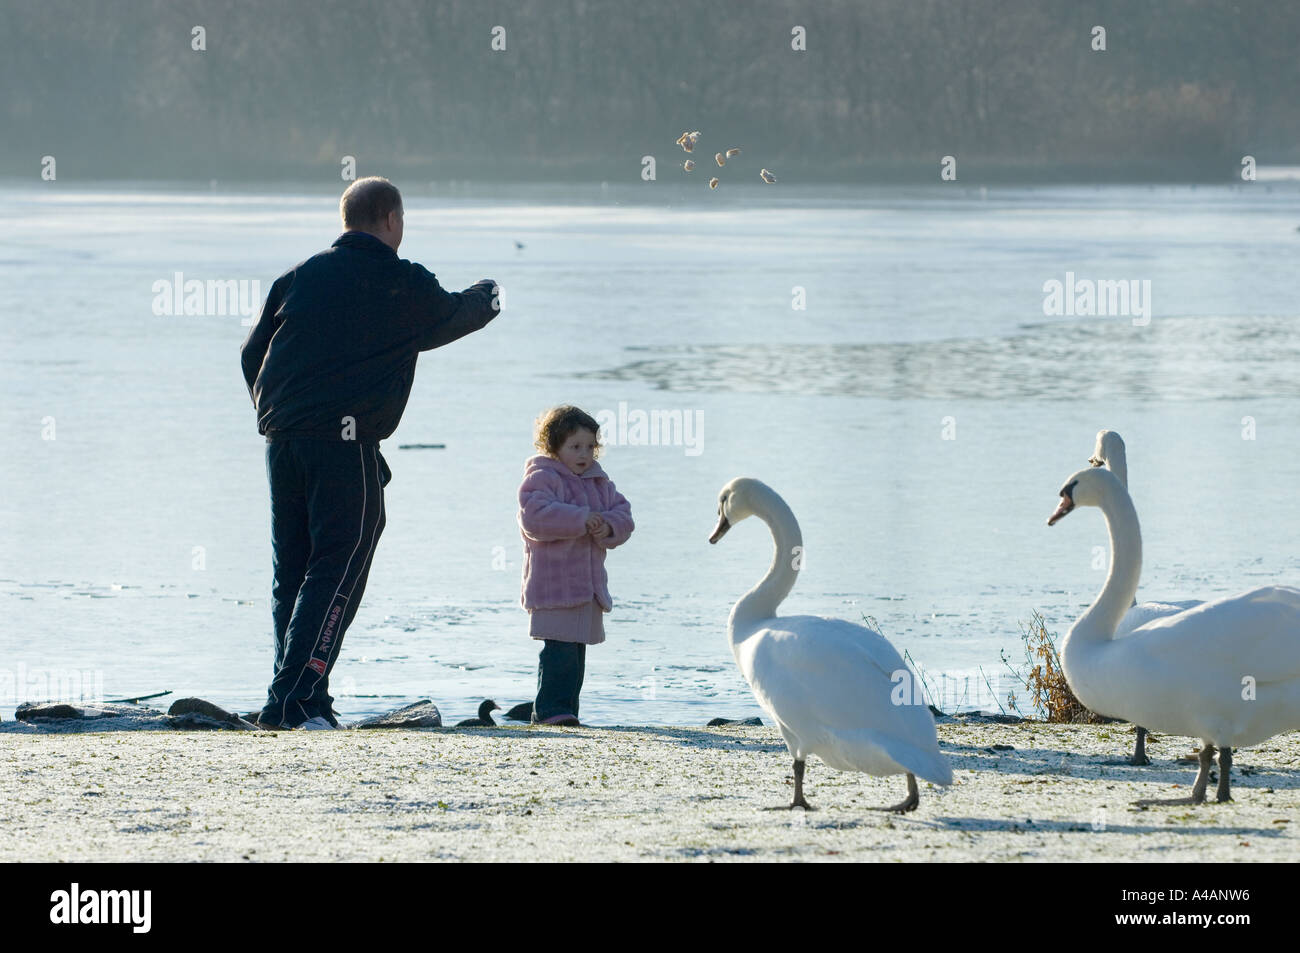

{"left": 709, "top": 515, "right": 731, "bottom": 543}
{"left": 1047, "top": 493, "right": 1074, "bottom": 526}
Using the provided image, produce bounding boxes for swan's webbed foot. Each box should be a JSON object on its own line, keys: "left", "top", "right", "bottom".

{"left": 1216, "top": 747, "right": 1233, "bottom": 802}
{"left": 1134, "top": 745, "right": 1214, "bottom": 806}
{"left": 867, "top": 772, "right": 920, "bottom": 814}
{"left": 762, "top": 796, "right": 816, "bottom": 811}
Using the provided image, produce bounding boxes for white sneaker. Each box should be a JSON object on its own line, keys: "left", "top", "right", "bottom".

{"left": 295, "top": 716, "right": 336, "bottom": 730}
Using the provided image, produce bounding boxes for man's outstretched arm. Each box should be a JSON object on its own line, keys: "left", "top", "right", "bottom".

{"left": 411, "top": 268, "right": 500, "bottom": 352}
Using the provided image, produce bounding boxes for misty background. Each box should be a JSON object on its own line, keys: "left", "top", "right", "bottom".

{"left": 3, "top": 0, "right": 1299, "bottom": 184}
{"left": 4, "top": 1, "right": 1300, "bottom": 723}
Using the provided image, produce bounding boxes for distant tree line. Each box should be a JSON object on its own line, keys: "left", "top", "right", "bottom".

{"left": 3, "top": 0, "right": 1297, "bottom": 182}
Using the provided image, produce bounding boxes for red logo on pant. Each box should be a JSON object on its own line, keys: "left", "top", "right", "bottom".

{"left": 307, "top": 658, "right": 327, "bottom": 675}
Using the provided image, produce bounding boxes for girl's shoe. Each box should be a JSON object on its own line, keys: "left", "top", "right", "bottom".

{"left": 540, "top": 713, "right": 581, "bottom": 726}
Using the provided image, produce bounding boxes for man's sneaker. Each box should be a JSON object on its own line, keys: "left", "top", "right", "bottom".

{"left": 295, "top": 716, "right": 336, "bottom": 731}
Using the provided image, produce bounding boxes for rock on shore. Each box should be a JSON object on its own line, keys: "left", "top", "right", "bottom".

{"left": 350, "top": 701, "right": 442, "bottom": 729}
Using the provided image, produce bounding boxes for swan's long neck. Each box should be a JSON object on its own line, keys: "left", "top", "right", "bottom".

{"left": 1107, "top": 452, "right": 1128, "bottom": 491}
{"left": 1107, "top": 442, "right": 1128, "bottom": 490}
{"left": 1095, "top": 432, "right": 1129, "bottom": 489}
{"left": 1103, "top": 444, "right": 1135, "bottom": 606}
{"left": 730, "top": 486, "right": 803, "bottom": 638}
{"left": 1071, "top": 481, "right": 1142, "bottom": 647}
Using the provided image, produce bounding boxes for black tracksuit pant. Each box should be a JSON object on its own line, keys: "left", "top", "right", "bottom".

{"left": 258, "top": 438, "right": 389, "bottom": 727}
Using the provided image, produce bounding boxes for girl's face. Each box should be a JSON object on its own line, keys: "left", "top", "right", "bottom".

{"left": 555, "top": 428, "right": 597, "bottom": 475}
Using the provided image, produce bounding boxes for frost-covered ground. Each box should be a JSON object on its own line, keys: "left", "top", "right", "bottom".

{"left": 2, "top": 720, "right": 1296, "bottom": 862}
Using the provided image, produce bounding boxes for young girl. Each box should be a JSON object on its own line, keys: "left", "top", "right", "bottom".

{"left": 517, "top": 405, "right": 634, "bottom": 726}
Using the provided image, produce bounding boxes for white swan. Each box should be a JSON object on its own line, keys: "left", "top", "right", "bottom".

{"left": 709, "top": 477, "right": 952, "bottom": 812}
{"left": 1047, "top": 466, "right": 1300, "bottom": 803}
{"left": 1089, "top": 429, "right": 1201, "bottom": 765}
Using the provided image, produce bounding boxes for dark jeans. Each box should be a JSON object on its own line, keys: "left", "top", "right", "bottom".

{"left": 533, "top": 640, "right": 586, "bottom": 721}
{"left": 258, "top": 438, "right": 389, "bottom": 727}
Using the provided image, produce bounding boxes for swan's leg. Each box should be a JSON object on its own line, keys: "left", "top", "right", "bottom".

{"left": 763, "top": 758, "right": 814, "bottom": 811}
{"left": 1189, "top": 744, "right": 1214, "bottom": 803}
{"left": 790, "top": 759, "right": 814, "bottom": 810}
{"left": 1130, "top": 727, "right": 1150, "bottom": 766}
{"left": 1102, "top": 725, "right": 1151, "bottom": 765}
{"left": 868, "top": 772, "right": 920, "bottom": 814}
{"left": 1135, "top": 744, "right": 1214, "bottom": 806}
{"left": 1216, "top": 746, "right": 1233, "bottom": 802}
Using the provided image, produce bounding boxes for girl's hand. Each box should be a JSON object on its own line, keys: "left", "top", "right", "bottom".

{"left": 590, "top": 519, "right": 612, "bottom": 540}
{"left": 585, "top": 513, "right": 605, "bottom": 534}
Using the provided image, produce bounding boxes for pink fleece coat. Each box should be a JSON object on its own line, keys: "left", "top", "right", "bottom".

{"left": 517, "top": 454, "right": 633, "bottom": 613}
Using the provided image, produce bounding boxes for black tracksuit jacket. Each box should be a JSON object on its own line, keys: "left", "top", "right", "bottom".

{"left": 240, "top": 230, "right": 498, "bottom": 443}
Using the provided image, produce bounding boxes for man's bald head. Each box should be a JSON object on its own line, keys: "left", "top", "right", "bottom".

{"left": 340, "top": 177, "right": 404, "bottom": 250}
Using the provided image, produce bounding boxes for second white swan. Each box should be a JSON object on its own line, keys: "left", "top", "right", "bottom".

{"left": 1047, "top": 466, "right": 1300, "bottom": 803}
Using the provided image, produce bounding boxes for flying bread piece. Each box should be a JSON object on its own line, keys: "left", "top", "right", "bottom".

{"left": 676, "top": 130, "right": 701, "bottom": 153}
{"left": 715, "top": 152, "right": 726, "bottom": 167}
{"left": 683, "top": 159, "right": 695, "bottom": 171}
{"left": 759, "top": 168, "right": 777, "bottom": 184}
{"left": 726, "top": 148, "right": 741, "bottom": 158}
{"left": 709, "top": 177, "right": 719, "bottom": 189}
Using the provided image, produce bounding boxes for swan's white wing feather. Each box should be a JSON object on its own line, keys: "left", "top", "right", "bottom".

{"left": 1124, "top": 587, "right": 1300, "bottom": 684}
{"left": 1076, "top": 586, "right": 1300, "bottom": 745}
{"left": 1115, "top": 599, "right": 1202, "bottom": 638}
{"left": 740, "top": 616, "right": 952, "bottom": 785}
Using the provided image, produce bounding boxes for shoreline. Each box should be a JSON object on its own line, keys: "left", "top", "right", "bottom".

{"left": 3, "top": 722, "right": 1296, "bottom": 862}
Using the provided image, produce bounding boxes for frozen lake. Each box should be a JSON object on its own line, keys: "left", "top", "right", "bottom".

{"left": 2, "top": 180, "right": 1299, "bottom": 725}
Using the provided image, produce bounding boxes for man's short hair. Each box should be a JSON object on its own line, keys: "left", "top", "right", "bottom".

{"left": 340, "top": 177, "right": 403, "bottom": 229}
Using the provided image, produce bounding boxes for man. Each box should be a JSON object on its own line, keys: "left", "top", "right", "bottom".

{"left": 239, "top": 176, "right": 499, "bottom": 729}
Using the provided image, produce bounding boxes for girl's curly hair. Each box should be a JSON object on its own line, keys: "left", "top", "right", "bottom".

{"left": 534, "top": 405, "right": 602, "bottom": 458}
